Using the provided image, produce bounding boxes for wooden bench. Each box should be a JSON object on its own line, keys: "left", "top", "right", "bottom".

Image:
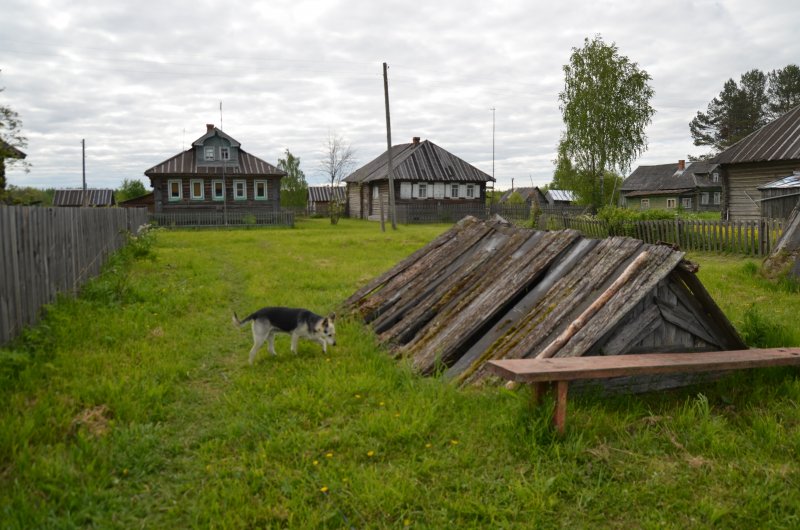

{"left": 486, "top": 348, "right": 800, "bottom": 434}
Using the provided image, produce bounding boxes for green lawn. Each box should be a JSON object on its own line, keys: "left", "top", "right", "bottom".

{"left": 2, "top": 218, "right": 800, "bottom": 528}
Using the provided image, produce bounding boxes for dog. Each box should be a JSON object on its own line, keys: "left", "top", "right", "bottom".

{"left": 233, "top": 306, "right": 336, "bottom": 364}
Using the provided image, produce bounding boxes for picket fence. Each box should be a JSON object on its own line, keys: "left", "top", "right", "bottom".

{"left": 149, "top": 209, "right": 295, "bottom": 228}
{"left": 0, "top": 206, "right": 149, "bottom": 345}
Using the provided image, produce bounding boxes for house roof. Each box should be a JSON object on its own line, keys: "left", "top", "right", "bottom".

{"left": 713, "top": 104, "right": 800, "bottom": 165}
{"left": 758, "top": 173, "right": 800, "bottom": 190}
{"left": 547, "top": 189, "right": 576, "bottom": 202}
{"left": 192, "top": 124, "right": 241, "bottom": 148}
{"left": 145, "top": 147, "right": 284, "bottom": 177}
{"left": 344, "top": 139, "right": 494, "bottom": 184}
{"left": 308, "top": 186, "right": 346, "bottom": 202}
{"left": 53, "top": 188, "right": 115, "bottom": 207}
{"left": 621, "top": 160, "right": 720, "bottom": 194}
{"left": 343, "top": 216, "right": 744, "bottom": 385}
{"left": 0, "top": 139, "right": 26, "bottom": 159}
{"left": 498, "top": 187, "right": 544, "bottom": 203}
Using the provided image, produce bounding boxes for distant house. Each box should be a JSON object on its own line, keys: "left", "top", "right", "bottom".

{"left": 344, "top": 137, "right": 494, "bottom": 222}
{"left": 758, "top": 172, "right": 800, "bottom": 219}
{"left": 498, "top": 187, "right": 547, "bottom": 206}
{"left": 712, "top": 104, "right": 800, "bottom": 220}
{"left": 144, "top": 124, "right": 285, "bottom": 214}
{"left": 546, "top": 189, "right": 577, "bottom": 207}
{"left": 53, "top": 188, "right": 116, "bottom": 207}
{"left": 118, "top": 191, "right": 155, "bottom": 213}
{"left": 0, "top": 140, "right": 26, "bottom": 187}
{"left": 620, "top": 160, "right": 722, "bottom": 213}
{"left": 308, "top": 186, "right": 346, "bottom": 216}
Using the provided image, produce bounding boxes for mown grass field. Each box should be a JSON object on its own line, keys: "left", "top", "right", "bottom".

{"left": 2, "top": 218, "right": 800, "bottom": 528}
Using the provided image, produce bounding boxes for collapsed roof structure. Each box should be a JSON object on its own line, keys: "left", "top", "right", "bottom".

{"left": 343, "top": 216, "right": 745, "bottom": 386}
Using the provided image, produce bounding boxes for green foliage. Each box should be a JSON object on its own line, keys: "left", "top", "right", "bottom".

{"left": 740, "top": 305, "right": 795, "bottom": 348}
{"left": 0, "top": 70, "right": 31, "bottom": 199}
{"left": 505, "top": 191, "right": 526, "bottom": 205}
{"left": 2, "top": 185, "right": 54, "bottom": 205}
{"left": 558, "top": 35, "right": 655, "bottom": 209}
{"left": 691, "top": 64, "right": 800, "bottom": 156}
{"left": 277, "top": 149, "right": 308, "bottom": 208}
{"left": 115, "top": 178, "right": 148, "bottom": 202}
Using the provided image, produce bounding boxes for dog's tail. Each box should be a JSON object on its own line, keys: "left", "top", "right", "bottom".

{"left": 232, "top": 311, "right": 252, "bottom": 328}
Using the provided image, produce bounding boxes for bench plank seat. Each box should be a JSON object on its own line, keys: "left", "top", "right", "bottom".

{"left": 486, "top": 348, "right": 800, "bottom": 433}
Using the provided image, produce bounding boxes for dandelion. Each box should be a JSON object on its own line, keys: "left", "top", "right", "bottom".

{"left": 379, "top": 402, "right": 385, "bottom": 407}
{"left": 326, "top": 452, "right": 333, "bottom": 459}
{"left": 313, "top": 460, "right": 319, "bottom": 466}
{"left": 355, "top": 394, "right": 361, "bottom": 399}
{"left": 122, "top": 468, "right": 129, "bottom": 476}
{"left": 450, "top": 440, "right": 459, "bottom": 446}
{"left": 320, "top": 486, "right": 329, "bottom": 493}
{"left": 367, "top": 450, "right": 375, "bottom": 457}
{"left": 425, "top": 443, "right": 432, "bottom": 449}
{"left": 404, "top": 519, "right": 412, "bottom": 527}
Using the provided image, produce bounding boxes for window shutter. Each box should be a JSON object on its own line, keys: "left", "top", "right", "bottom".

{"left": 400, "top": 182, "right": 412, "bottom": 199}
{"left": 433, "top": 183, "right": 445, "bottom": 199}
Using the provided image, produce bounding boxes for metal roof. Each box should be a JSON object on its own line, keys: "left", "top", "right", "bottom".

{"left": 547, "top": 189, "right": 576, "bottom": 202}
{"left": 145, "top": 148, "right": 284, "bottom": 177}
{"left": 343, "top": 139, "right": 494, "bottom": 184}
{"left": 308, "top": 186, "right": 346, "bottom": 202}
{"left": 713, "top": 104, "right": 800, "bottom": 164}
{"left": 758, "top": 173, "right": 800, "bottom": 190}
{"left": 53, "top": 189, "right": 115, "bottom": 207}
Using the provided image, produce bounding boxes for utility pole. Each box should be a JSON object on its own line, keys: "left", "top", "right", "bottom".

{"left": 220, "top": 102, "right": 228, "bottom": 226}
{"left": 490, "top": 107, "right": 495, "bottom": 182}
{"left": 81, "top": 139, "right": 87, "bottom": 207}
{"left": 383, "top": 62, "right": 397, "bottom": 230}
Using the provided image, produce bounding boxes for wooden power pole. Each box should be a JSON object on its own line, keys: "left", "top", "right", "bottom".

{"left": 383, "top": 62, "right": 397, "bottom": 230}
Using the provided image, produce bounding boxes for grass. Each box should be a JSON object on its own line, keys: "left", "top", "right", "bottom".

{"left": 2, "top": 219, "right": 800, "bottom": 528}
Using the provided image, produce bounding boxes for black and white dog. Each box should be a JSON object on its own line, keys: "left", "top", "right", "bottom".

{"left": 233, "top": 307, "right": 336, "bottom": 364}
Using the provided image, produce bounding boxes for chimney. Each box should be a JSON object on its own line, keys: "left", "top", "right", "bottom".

{"left": 412, "top": 137, "right": 420, "bottom": 145}
{"left": 206, "top": 124, "right": 215, "bottom": 133}
{"left": 677, "top": 159, "right": 685, "bottom": 171}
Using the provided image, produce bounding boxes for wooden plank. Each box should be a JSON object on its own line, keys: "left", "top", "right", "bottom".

{"left": 486, "top": 348, "right": 800, "bottom": 383}
{"left": 598, "top": 303, "right": 662, "bottom": 355}
{"left": 554, "top": 381, "right": 569, "bottom": 434}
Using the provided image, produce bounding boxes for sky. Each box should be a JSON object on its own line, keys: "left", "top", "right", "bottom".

{"left": 2, "top": 0, "right": 799, "bottom": 192}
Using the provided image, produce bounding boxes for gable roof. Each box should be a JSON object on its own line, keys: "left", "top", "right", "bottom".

{"left": 53, "top": 188, "right": 115, "bottom": 207}
{"left": 343, "top": 216, "right": 744, "bottom": 385}
{"left": 344, "top": 139, "right": 494, "bottom": 184}
{"left": 547, "top": 189, "right": 576, "bottom": 203}
{"left": 192, "top": 124, "right": 241, "bottom": 148}
{"left": 145, "top": 147, "right": 284, "bottom": 177}
{"left": 498, "top": 187, "right": 545, "bottom": 203}
{"left": 0, "top": 139, "right": 26, "bottom": 160}
{"left": 308, "top": 186, "right": 346, "bottom": 202}
{"left": 621, "top": 160, "right": 720, "bottom": 195}
{"left": 713, "top": 104, "right": 800, "bottom": 165}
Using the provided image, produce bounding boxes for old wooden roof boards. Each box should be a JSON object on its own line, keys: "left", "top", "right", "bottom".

{"left": 343, "top": 216, "right": 745, "bottom": 385}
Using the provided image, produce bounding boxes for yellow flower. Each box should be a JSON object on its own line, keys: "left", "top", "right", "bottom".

{"left": 326, "top": 452, "right": 333, "bottom": 458}
{"left": 367, "top": 450, "right": 375, "bottom": 457}
{"left": 450, "top": 440, "right": 459, "bottom": 445}
{"left": 355, "top": 394, "right": 361, "bottom": 399}
{"left": 404, "top": 519, "right": 412, "bottom": 527}
{"left": 379, "top": 402, "right": 385, "bottom": 407}
{"left": 313, "top": 460, "right": 319, "bottom": 466}
{"left": 320, "top": 486, "right": 329, "bottom": 493}
{"left": 425, "top": 443, "right": 432, "bottom": 448}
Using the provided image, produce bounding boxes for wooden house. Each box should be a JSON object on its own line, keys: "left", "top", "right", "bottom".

{"left": 758, "top": 172, "right": 800, "bottom": 219}
{"left": 498, "top": 187, "right": 547, "bottom": 207}
{"left": 144, "top": 124, "right": 285, "bottom": 214}
{"left": 713, "top": 104, "right": 800, "bottom": 220}
{"left": 546, "top": 189, "right": 577, "bottom": 207}
{"left": 53, "top": 188, "right": 115, "bottom": 207}
{"left": 344, "top": 137, "right": 494, "bottom": 223}
{"left": 343, "top": 216, "right": 745, "bottom": 389}
{"left": 620, "top": 160, "right": 722, "bottom": 213}
{"left": 308, "top": 186, "right": 346, "bottom": 216}
{"left": 118, "top": 191, "right": 155, "bottom": 213}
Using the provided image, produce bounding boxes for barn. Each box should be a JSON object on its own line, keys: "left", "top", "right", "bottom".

{"left": 343, "top": 216, "right": 745, "bottom": 388}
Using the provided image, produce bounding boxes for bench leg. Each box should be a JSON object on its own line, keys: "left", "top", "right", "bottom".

{"left": 554, "top": 381, "right": 569, "bottom": 434}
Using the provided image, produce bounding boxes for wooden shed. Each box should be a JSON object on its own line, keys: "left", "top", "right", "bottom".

{"left": 759, "top": 173, "right": 800, "bottom": 219}
{"left": 343, "top": 216, "right": 745, "bottom": 387}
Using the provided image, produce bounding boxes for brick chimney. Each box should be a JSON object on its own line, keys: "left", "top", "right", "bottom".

{"left": 677, "top": 159, "right": 685, "bottom": 170}
{"left": 412, "top": 137, "right": 420, "bottom": 145}
{"left": 206, "top": 124, "right": 215, "bottom": 133}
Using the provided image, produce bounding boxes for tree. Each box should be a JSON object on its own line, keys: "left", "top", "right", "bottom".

{"left": 116, "top": 178, "right": 148, "bottom": 202}
{"left": 318, "top": 132, "right": 356, "bottom": 225}
{"left": 558, "top": 35, "right": 655, "bottom": 209}
{"left": 690, "top": 69, "right": 769, "bottom": 155}
{"left": 767, "top": 64, "right": 800, "bottom": 119}
{"left": 277, "top": 149, "right": 308, "bottom": 208}
{"left": 0, "top": 71, "right": 30, "bottom": 201}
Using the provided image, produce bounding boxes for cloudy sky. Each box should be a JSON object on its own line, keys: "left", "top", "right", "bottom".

{"left": 2, "top": 0, "right": 798, "bottom": 191}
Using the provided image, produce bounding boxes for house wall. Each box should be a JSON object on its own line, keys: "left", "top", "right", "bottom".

{"left": 346, "top": 183, "right": 364, "bottom": 219}
{"left": 623, "top": 190, "right": 721, "bottom": 213}
{"left": 723, "top": 160, "right": 800, "bottom": 219}
{"left": 760, "top": 188, "right": 800, "bottom": 219}
{"left": 195, "top": 136, "right": 239, "bottom": 167}
{"left": 150, "top": 176, "right": 281, "bottom": 213}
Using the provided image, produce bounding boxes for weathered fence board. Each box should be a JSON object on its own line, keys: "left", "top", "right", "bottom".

{"left": 0, "top": 206, "right": 149, "bottom": 345}
{"left": 149, "top": 209, "right": 294, "bottom": 228}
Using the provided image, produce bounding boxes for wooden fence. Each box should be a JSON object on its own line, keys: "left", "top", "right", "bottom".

{"left": 541, "top": 215, "right": 785, "bottom": 256}
{"left": 149, "top": 209, "right": 295, "bottom": 228}
{"left": 1, "top": 206, "right": 149, "bottom": 345}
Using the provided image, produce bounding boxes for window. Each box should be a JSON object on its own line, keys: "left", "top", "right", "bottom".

{"left": 373, "top": 184, "right": 380, "bottom": 200}
{"left": 255, "top": 180, "right": 268, "bottom": 200}
{"left": 466, "top": 184, "right": 475, "bottom": 198}
{"left": 212, "top": 180, "right": 224, "bottom": 200}
{"left": 451, "top": 184, "right": 459, "bottom": 198}
{"left": 204, "top": 147, "right": 215, "bottom": 161}
{"left": 712, "top": 172, "right": 720, "bottom": 183}
{"left": 640, "top": 198, "right": 650, "bottom": 209}
{"left": 701, "top": 192, "right": 709, "bottom": 205}
{"left": 418, "top": 183, "right": 427, "bottom": 198}
{"left": 221, "top": 147, "right": 230, "bottom": 161}
{"left": 234, "top": 180, "right": 247, "bottom": 200}
{"left": 666, "top": 198, "right": 676, "bottom": 209}
{"left": 168, "top": 179, "right": 182, "bottom": 201}
{"left": 190, "top": 179, "right": 204, "bottom": 200}
{"left": 713, "top": 192, "right": 721, "bottom": 205}
{"left": 682, "top": 197, "right": 692, "bottom": 209}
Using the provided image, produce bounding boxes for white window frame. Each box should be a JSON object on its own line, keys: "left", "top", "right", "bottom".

{"left": 466, "top": 184, "right": 475, "bottom": 198}
{"left": 418, "top": 183, "right": 427, "bottom": 199}
{"left": 640, "top": 198, "right": 650, "bottom": 210}
{"left": 234, "top": 179, "right": 247, "bottom": 200}
{"left": 190, "top": 179, "right": 204, "bottom": 200}
{"left": 254, "top": 180, "right": 268, "bottom": 200}
{"left": 373, "top": 184, "right": 380, "bottom": 200}
{"left": 700, "top": 192, "right": 710, "bottom": 205}
{"left": 204, "top": 147, "right": 215, "bottom": 161}
{"left": 212, "top": 180, "right": 224, "bottom": 201}
{"left": 450, "top": 184, "right": 460, "bottom": 198}
{"left": 221, "top": 146, "right": 230, "bottom": 161}
{"left": 713, "top": 191, "right": 721, "bottom": 205}
{"left": 168, "top": 179, "right": 182, "bottom": 201}
{"left": 712, "top": 172, "right": 720, "bottom": 183}
{"left": 681, "top": 197, "right": 692, "bottom": 209}
{"left": 666, "top": 198, "right": 677, "bottom": 209}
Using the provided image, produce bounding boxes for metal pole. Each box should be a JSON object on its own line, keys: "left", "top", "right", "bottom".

{"left": 383, "top": 62, "right": 397, "bottom": 230}
{"left": 82, "top": 139, "right": 87, "bottom": 207}
{"left": 490, "top": 107, "right": 495, "bottom": 182}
